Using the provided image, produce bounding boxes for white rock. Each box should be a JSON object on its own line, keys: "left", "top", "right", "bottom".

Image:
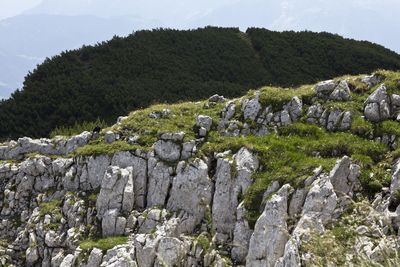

{"left": 329, "top": 80, "right": 351, "bottom": 101}
{"left": 314, "top": 80, "right": 337, "bottom": 98}
{"left": 59, "top": 254, "right": 75, "bottom": 267}
{"left": 197, "top": 115, "right": 213, "bottom": 131}
{"left": 167, "top": 159, "right": 212, "bottom": 233}
{"left": 329, "top": 156, "right": 361, "bottom": 196}
{"left": 96, "top": 166, "right": 134, "bottom": 217}
{"left": 246, "top": 184, "right": 292, "bottom": 267}
{"left": 154, "top": 140, "right": 181, "bottom": 162}
{"left": 104, "top": 131, "right": 116, "bottom": 143}
{"left": 155, "top": 237, "right": 188, "bottom": 266}
{"left": 86, "top": 248, "right": 103, "bottom": 267}
{"left": 147, "top": 157, "right": 172, "bottom": 208}
{"left": 231, "top": 203, "right": 252, "bottom": 263}
{"left": 242, "top": 97, "right": 261, "bottom": 121}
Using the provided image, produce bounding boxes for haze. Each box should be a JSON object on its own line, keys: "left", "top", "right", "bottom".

{"left": 1, "top": 0, "right": 399, "bottom": 99}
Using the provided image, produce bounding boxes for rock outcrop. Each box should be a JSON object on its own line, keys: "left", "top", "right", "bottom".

{"left": 1, "top": 71, "right": 400, "bottom": 266}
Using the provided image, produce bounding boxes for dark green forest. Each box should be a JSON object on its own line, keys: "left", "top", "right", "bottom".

{"left": 1, "top": 27, "right": 400, "bottom": 139}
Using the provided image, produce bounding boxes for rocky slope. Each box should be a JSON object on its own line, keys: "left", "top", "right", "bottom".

{"left": 1, "top": 70, "right": 400, "bottom": 266}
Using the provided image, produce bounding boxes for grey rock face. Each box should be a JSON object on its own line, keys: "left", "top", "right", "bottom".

{"left": 167, "top": 159, "right": 212, "bottom": 233}
{"left": 112, "top": 151, "right": 147, "bottom": 209}
{"left": 231, "top": 203, "right": 253, "bottom": 263}
{"left": 196, "top": 115, "right": 213, "bottom": 132}
{"left": 96, "top": 166, "right": 134, "bottom": 218}
{"left": 314, "top": 80, "right": 338, "bottom": 98}
{"left": 147, "top": 157, "right": 172, "bottom": 208}
{"left": 209, "top": 94, "right": 226, "bottom": 103}
{"left": 285, "top": 96, "right": 303, "bottom": 121}
{"left": 212, "top": 148, "right": 258, "bottom": 244}
{"left": 242, "top": 96, "right": 261, "bottom": 121}
{"left": 154, "top": 132, "right": 185, "bottom": 162}
{"left": 246, "top": 185, "right": 292, "bottom": 267}
{"left": 155, "top": 237, "right": 189, "bottom": 266}
{"left": 329, "top": 80, "right": 351, "bottom": 101}
{"left": 104, "top": 131, "right": 116, "bottom": 143}
{"left": 149, "top": 109, "right": 171, "bottom": 119}
{"left": 329, "top": 156, "right": 361, "bottom": 196}
{"left": 364, "top": 84, "right": 392, "bottom": 122}
{"left": 361, "top": 74, "right": 381, "bottom": 88}
{"left": 86, "top": 248, "right": 103, "bottom": 267}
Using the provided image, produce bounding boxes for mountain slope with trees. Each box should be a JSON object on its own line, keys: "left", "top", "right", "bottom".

{"left": 1, "top": 27, "right": 400, "bottom": 139}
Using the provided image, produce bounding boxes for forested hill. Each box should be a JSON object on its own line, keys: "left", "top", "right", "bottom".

{"left": 1, "top": 27, "right": 400, "bottom": 139}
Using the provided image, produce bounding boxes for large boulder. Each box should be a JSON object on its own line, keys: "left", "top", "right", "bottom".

{"left": 364, "top": 84, "right": 391, "bottom": 122}
{"left": 246, "top": 184, "right": 292, "bottom": 267}
{"left": 167, "top": 159, "right": 212, "bottom": 233}
{"left": 96, "top": 166, "right": 134, "bottom": 218}
{"left": 154, "top": 132, "right": 185, "bottom": 162}
{"left": 329, "top": 156, "right": 361, "bottom": 196}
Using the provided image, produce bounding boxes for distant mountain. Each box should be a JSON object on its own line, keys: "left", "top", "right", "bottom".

{"left": 185, "top": 0, "right": 400, "bottom": 53}
{"left": 0, "top": 14, "right": 148, "bottom": 98}
{"left": 1, "top": 0, "right": 399, "bottom": 99}
{"left": 0, "top": 27, "right": 399, "bottom": 139}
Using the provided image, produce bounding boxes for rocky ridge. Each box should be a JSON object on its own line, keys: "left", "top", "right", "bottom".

{"left": 1, "top": 71, "right": 400, "bottom": 266}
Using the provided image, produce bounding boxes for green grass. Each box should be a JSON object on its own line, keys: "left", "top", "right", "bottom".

{"left": 80, "top": 236, "right": 128, "bottom": 251}
{"left": 200, "top": 123, "right": 388, "bottom": 226}
{"left": 39, "top": 199, "right": 62, "bottom": 218}
{"left": 351, "top": 116, "right": 374, "bottom": 138}
{"left": 50, "top": 118, "right": 109, "bottom": 138}
{"left": 113, "top": 101, "right": 225, "bottom": 147}
{"left": 74, "top": 140, "right": 145, "bottom": 156}
{"left": 257, "top": 84, "right": 315, "bottom": 111}
{"left": 374, "top": 120, "right": 400, "bottom": 137}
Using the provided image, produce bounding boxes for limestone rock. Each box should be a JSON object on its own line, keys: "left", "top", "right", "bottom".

{"left": 242, "top": 96, "right": 261, "bottom": 121}
{"left": 149, "top": 109, "right": 171, "bottom": 119}
{"left": 329, "top": 80, "right": 351, "bottom": 101}
{"left": 361, "top": 74, "right": 381, "bottom": 88}
{"left": 329, "top": 156, "right": 361, "bottom": 196}
{"left": 147, "top": 157, "right": 172, "bottom": 208}
{"left": 246, "top": 184, "right": 292, "bottom": 267}
{"left": 364, "top": 84, "right": 391, "bottom": 122}
{"left": 155, "top": 237, "right": 188, "bottom": 266}
{"left": 96, "top": 166, "right": 134, "bottom": 218}
{"left": 314, "top": 80, "right": 337, "bottom": 98}
{"left": 231, "top": 203, "right": 252, "bottom": 263}
{"left": 209, "top": 94, "right": 226, "bottom": 103}
{"left": 59, "top": 254, "right": 75, "bottom": 267}
{"left": 154, "top": 139, "right": 181, "bottom": 162}
{"left": 104, "top": 131, "right": 116, "bottom": 143}
{"left": 197, "top": 115, "right": 213, "bottom": 132}
{"left": 167, "top": 159, "right": 212, "bottom": 233}
{"left": 86, "top": 248, "right": 103, "bottom": 267}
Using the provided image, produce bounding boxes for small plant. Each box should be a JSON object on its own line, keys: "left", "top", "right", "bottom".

{"left": 50, "top": 118, "right": 109, "bottom": 138}
{"left": 258, "top": 85, "right": 315, "bottom": 111}
{"left": 39, "top": 199, "right": 62, "bottom": 218}
{"left": 80, "top": 236, "right": 128, "bottom": 251}
{"left": 74, "top": 140, "right": 144, "bottom": 156}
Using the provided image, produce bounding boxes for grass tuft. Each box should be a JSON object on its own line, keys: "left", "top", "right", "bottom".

{"left": 80, "top": 236, "right": 128, "bottom": 251}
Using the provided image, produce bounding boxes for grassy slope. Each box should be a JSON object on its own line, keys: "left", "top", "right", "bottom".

{"left": 68, "top": 70, "right": 400, "bottom": 226}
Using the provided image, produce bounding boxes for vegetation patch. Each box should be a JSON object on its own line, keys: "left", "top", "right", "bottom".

{"left": 201, "top": 123, "right": 388, "bottom": 226}
{"left": 39, "top": 199, "right": 62, "bottom": 219}
{"left": 50, "top": 118, "right": 109, "bottom": 138}
{"left": 74, "top": 140, "right": 144, "bottom": 156}
{"left": 80, "top": 236, "right": 128, "bottom": 251}
{"left": 258, "top": 85, "right": 315, "bottom": 111}
{"left": 115, "top": 101, "right": 224, "bottom": 147}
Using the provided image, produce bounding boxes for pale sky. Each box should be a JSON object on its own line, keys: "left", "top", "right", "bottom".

{"left": 0, "top": 0, "right": 41, "bottom": 20}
